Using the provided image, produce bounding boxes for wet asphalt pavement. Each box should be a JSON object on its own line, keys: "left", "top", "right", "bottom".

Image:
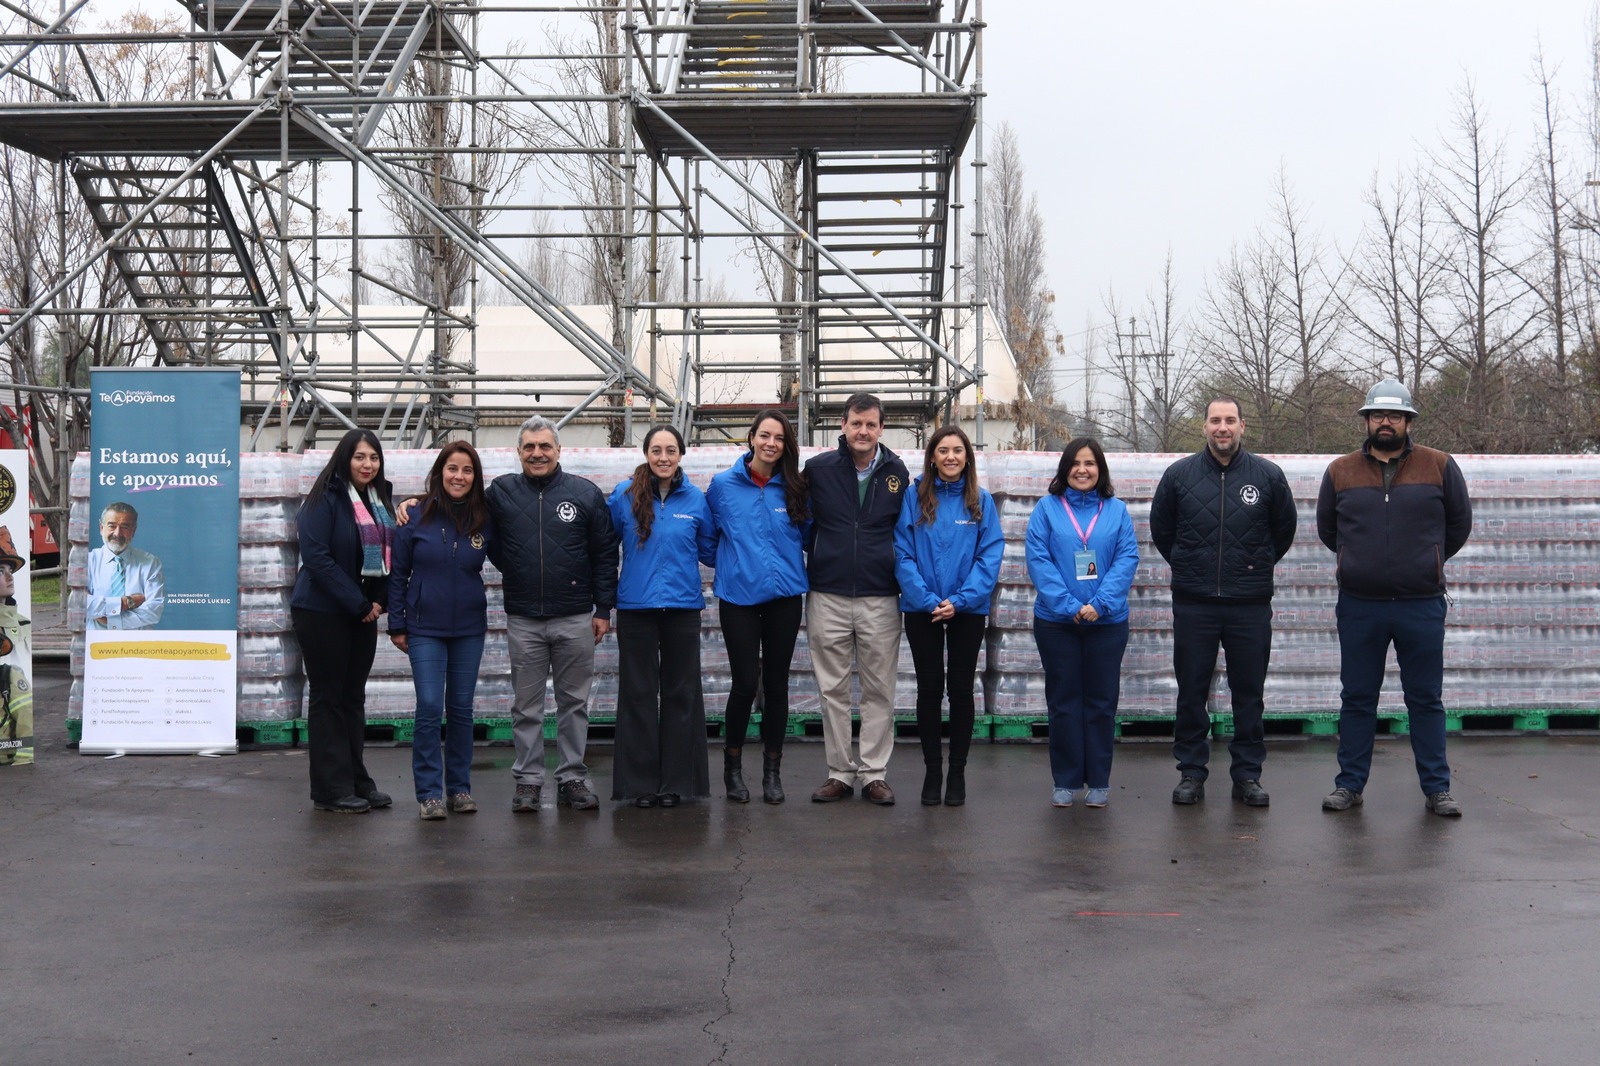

{"left": 5, "top": 661, "right": 1598, "bottom": 1065}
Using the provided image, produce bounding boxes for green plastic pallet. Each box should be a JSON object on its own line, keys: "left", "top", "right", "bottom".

{"left": 236, "top": 721, "right": 297, "bottom": 747}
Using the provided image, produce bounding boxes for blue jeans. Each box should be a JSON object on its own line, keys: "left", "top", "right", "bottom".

{"left": 1334, "top": 593, "right": 1450, "bottom": 794}
{"left": 407, "top": 633, "right": 486, "bottom": 802}
{"left": 1034, "top": 617, "right": 1129, "bottom": 790}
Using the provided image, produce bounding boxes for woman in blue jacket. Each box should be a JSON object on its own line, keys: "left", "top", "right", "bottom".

{"left": 292, "top": 428, "right": 396, "bottom": 814}
{"left": 893, "top": 424, "right": 1003, "bottom": 807}
{"left": 1025, "top": 437, "right": 1140, "bottom": 809}
{"left": 387, "top": 442, "right": 494, "bottom": 820}
{"left": 607, "top": 425, "right": 718, "bottom": 807}
{"left": 705, "top": 409, "right": 809, "bottom": 805}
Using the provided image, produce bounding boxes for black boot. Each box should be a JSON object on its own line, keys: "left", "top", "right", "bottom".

{"left": 761, "top": 751, "right": 785, "bottom": 805}
{"left": 944, "top": 763, "right": 966, "bottom": 806}
{"left": 724, "top": 747, "right": 750, "bottom": 803}
{"left": 921, "top": 762, "right": 943, "bottom": 806}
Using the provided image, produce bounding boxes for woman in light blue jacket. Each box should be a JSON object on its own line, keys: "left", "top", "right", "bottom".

{"left": 705, "top": 409, "right": 809, "bottom": 804}
{"left": 607, "top": 424, "right": 717, "bottom": 808}
{"left": 893, "top": 424, "right": 1003, "bottom": 807}
{"left": 1025, "top": 437, "right": 1139, "bottom": 809}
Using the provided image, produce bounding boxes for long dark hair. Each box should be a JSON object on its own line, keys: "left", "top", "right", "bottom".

{"left": 303, "top": 428, "right": 394, "bottom": 511}
{"left": 917, "top": 424, "right": 982, "bottom": 525}
{"left": 1047, "top": 436, "right": 1115, "bottom": 499}
{"left": 627, "top": 424, "right": 685, "bottom": 545}
{"left": 417, "top": 441, "right": 489, "bottom": 535}
{"left": 747, "top": 408, "right": 808, "bottom": 523}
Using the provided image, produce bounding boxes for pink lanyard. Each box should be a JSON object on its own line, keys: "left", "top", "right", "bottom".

{"left": 1060, "top": 496, "right": 1103, "bottom": 549}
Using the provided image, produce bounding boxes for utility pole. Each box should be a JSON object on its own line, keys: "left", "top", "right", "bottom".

{"left": 1113, "top": 316, "right": 1172, "bottom": 452}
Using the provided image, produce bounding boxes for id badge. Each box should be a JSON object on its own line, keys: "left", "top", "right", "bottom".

{"left": 1074, "top": 550, "right": 1099, "bottom": 580}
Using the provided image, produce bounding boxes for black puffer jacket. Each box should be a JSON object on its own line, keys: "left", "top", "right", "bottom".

{"left": 486, "top": 467, "right": 619, "bottom": 619}
{"left": 1149, "top": 449, "right": 1297, "bottom": 603}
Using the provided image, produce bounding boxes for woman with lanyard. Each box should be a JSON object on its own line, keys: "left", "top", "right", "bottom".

{"left": 607, "top": 425, "right": 718, "bottom": 807}
{"left": 893, "top": 424, "right": 1003, "bottom": 806}
{"left": 291, "top": 428, "right": 398, "bottom": 814}
{"left": 1025, "top": 437, "right": 1139, "bottom": 809}
{"left": 387, "top": 442, "right": 494, "bottom": 820}
{"left": 706, "top": 409, "right": 809, "bottom": 805}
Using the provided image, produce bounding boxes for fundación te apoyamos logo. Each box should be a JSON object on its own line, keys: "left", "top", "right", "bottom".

{"left": 99, "top": 389, "right": 178, "bottom": 407}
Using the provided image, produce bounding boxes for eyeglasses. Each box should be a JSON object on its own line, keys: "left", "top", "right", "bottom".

{"left": 1367, "top": 411, "right": 1408, "bottom": 424}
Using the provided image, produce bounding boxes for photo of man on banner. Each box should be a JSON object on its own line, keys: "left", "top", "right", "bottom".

{"left": 86, "top": 501, "right": 165, "bottom": 630}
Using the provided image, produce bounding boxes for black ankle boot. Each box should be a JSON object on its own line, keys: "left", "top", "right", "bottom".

{"left": 944, "top": 764, "right": 966, "bottom": 806}
{"left": 724, "top": 747, "right": 750, "bottom": 803}
{"left": 761, "top": 751, "right": 785, "bottom": 804}
{"left": 921, "top": 763, "right": 943, "bottom": 806}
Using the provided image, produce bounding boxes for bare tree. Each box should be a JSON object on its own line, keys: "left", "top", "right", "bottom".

{"left": 1342, "top": 166, "right": 1447, "bottom": 394}
{"left": 982, "top": 122, "right": 1061, "bottom": 443}
{"left": 373, "top": 42, "right": 538, "bottom": 319}
{"left": 1192, "top": 235, "right": 1292, "bottom": 449}
{"left": 0, "top": 7, "right": 193, "bottom": 548}
{"left": 1270, "top": 172, "right": 1351, "bottom": 451}
{"left": 1426, "top": 79, "right": 1539, "bottom": 450}
{"left": 1139, "top": 250, "right": 1200, "bottom": 451}
{"left": 1520, "top": 44, "right": 1595, "bottom": 449}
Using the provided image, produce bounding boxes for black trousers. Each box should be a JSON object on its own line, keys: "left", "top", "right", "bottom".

{"left": 1170, "top": 599, "right": 1273, "bottom": 783}
{"left": 293, "top": 607, "right": 379, "bottom": 803}
{"left": 718, "top": 595, "right": 802, "bottom": 754}
{"left": 612, "top": 608, "right": 710, "bottom": 800}
{"left": 903, "top": 611, "right": 987, "bottom": 768}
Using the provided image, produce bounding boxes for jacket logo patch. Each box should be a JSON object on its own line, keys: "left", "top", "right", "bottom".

{"left": 886, "top": 475, "right": 903, "bottom": 495}
{"left": 470, "top": 533, "right": 486, "bottom": 549}
{"left": 1239, "top": 484, "right": 1260, "bottom": 506}
{"left": 556, "top": 502, "right": 579, "bottom": 523}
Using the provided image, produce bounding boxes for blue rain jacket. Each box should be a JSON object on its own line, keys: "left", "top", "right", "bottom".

{"left": 893, "top": 476, "right": 1004, "bottom": 615}
{"left": 1025, "top": 488, "right": 1140, "bottom": 625}
{"left": 607, "top": 473, "right": 717, "bottom": 611}
{"left": 705, "top": 453, "right": 809, "bottom": 606}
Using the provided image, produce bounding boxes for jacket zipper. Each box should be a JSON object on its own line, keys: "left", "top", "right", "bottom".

{"left": 538, "top": 484, "right": 546, "bottom": 611}
{"left": 1216, "top": 469, "right": 1227, "bottom": 596}
{"left": 855, "top": 468, "right": 877, "bottom": 597}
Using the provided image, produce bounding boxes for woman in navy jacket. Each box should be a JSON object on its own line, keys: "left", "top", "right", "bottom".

{"left": 607, "top": 425, "right": 718, "bottom": 807}
{"left": 705, "top": 409, "right": 809, "bottom": 804}
{"left": 291, "top": 428, "right": 396, "bottom": 814}
{"left": 387, "top": 442, "right": 494, "bottom": 820}
{"left": 1025, "top": 437, "right": 1140, "bottom": 810}
{"left": 893, "top": 424, "right": 1003, "bottom": 806}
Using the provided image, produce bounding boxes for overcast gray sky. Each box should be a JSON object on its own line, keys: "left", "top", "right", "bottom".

{"left": 983, "top": 0, "right": 1596, "bottom": 373}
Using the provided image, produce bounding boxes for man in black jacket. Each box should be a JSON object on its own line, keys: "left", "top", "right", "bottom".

{"left": 490, "top": 415, "right": 619, "bottom": 812}
{"left": 805, "top": 393, "right": 911, "bottom": 806}
{"left": 1150, "top": 397, "right": 1297, "bottom": 807}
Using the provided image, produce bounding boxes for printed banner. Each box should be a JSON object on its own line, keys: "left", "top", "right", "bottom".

{"left": 0, "top": 450, "right": 32, "bottom": 766}
{"left": 82, "top": 369, "right": 240, "bottom": 755}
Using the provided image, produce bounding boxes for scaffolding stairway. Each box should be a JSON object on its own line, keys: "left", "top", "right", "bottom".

{"left": 189, "top": 0, "right": 462, "bottom": 147}
{"left": 74, "top": 163, "right": 281, "bottom": 367}
{"left": 676, "top": 0, "right": 801, "bottom": 92}
{"left": 809, "top": 148, "right": 956, "bottom": 414}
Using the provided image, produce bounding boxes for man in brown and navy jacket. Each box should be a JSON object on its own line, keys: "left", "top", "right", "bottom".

{"left": 1316, "top": 380, "right": 1472, "bottom": 817}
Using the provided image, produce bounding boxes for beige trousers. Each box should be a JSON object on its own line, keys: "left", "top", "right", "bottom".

{"left": 808, "top": 591, "right": 901, "bottom": 785}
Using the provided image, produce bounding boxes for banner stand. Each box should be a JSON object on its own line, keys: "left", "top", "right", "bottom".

{"left": 81, "top": 368, "right": 241, "bottom": 756}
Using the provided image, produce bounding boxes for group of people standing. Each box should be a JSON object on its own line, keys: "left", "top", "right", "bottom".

{"left": 288, "top": 379, "right": 1473, "bottom": 821}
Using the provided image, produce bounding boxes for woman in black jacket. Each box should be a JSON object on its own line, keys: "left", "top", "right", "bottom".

{"left": 388, "top": 442, "right": 494, "bottom": 820}
{"left": 291, "top": 429, "right": 396, "bottom": 814}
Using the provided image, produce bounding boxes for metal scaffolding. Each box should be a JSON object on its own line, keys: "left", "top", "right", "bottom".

{"left": 0, "top": 0, "right": 986, "bottom": 461}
